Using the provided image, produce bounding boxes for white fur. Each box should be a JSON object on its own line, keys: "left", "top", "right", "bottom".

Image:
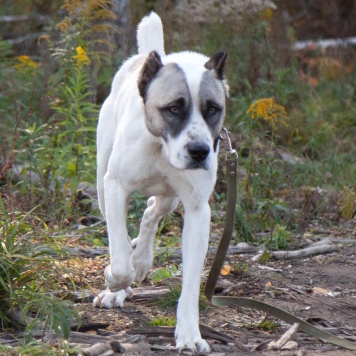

{"left": 93, "top": 12, "right": 227, "bottom": 353}
{"left": 137, "top": 11, "right": 165, "bottom": 56}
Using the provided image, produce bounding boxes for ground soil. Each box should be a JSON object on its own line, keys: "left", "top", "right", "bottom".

{"left": 70, "top": 218, "right": 356, "bottom": 355}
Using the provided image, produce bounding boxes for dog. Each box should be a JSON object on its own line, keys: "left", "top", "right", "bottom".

{"left": 93, "top": 12, "right": 228, "bottom": 352}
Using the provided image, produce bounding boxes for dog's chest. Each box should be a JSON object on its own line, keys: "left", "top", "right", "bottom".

{"left": 119, "top": 147, "right": 177, "bottom": 197}
{"left": 138, "top": 172, "right": 176, "bottom": 197}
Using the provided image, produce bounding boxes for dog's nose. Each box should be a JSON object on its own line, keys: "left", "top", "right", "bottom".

{"left": 188, "top": 142, "right": 210, "bottom": 162}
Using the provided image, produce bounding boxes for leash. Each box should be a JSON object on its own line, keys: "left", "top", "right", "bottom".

{"left": 204, "top": 127, "right": 356, "bottom": 351}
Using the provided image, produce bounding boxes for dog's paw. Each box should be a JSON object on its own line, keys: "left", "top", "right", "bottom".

{"left": 175, "top": 325, "right": 210, "bottom": 353}
{"left": 176, "top": 338, "right": 210, "bottom": 353}
{"left": 131, "top": 238, "right": 153, "bottom": 283}
{"left": 104, "top": 263, "right": 135, "bottom": 292}
{"left": 93, "top": 287, "right": 132, "bottom": 308}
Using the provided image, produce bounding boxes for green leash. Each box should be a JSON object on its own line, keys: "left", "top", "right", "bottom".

{"left": 205, "top": 128, "right": 356, "bottom": 351}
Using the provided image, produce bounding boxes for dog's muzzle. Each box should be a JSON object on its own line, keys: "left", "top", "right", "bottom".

{"left": 187, "top": 142, "right": 210, "bottom": 169}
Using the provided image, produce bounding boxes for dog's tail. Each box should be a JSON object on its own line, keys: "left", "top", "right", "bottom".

{"left": 137, "top": 12, "right": 165, "bottom": 57}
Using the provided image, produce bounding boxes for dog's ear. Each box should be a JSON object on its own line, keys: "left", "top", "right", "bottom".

{"left": 204, "top": 51, "right": 227, "bottom": 80}
{"left": 138, "top": 51, "right": 163, "bottom": 100}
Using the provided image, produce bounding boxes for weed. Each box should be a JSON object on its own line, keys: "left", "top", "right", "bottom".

{"left": 231, "top": 95, "right": 296, "bottom": 241}
{"left": 0, "top": 1, "right": 119, "bottom": 224}
{"left": 234, "top": 203, "right": 255, "bottom": 243}
{"left": 0, "top": 341, "right": 81, "bottom": 356}
{"left": 255, "top": 199, "right": 290, "bottom": 230}
{"left": 231, "top": 262, "right": 249, "bottom": 275}
{"left": 149, "top": 265, "right": 180, "bottom": 284}
{"left": 338, "top": 187, "right": 356, "bottom": 220}
{"left": 127, "top": 192, "right": 148, "bottom": 237}
{"left": 0, "top": 197, "right": 80, "bottom": 339}
{"left": 148, "top": 315, "right": 176, "bottom": 327}
{"left": 159, "top": 285, "right": 181, "bottom": 309}
{"left": 258, "top": 317, "right": 280, "bottom": 331}
{"left": 153, "top": 218, "right": 182, "bottom": 264}
{"left": 159, "top": 285, "right": 209, "bottom": 311}
{"left": 261, "top": 224, "right": 292, "bottom": 251}
{"left": 246, "top": 98, "right": 289, "bottom": 133}
{"left": 23, "top": 294, "right": 79, "bottom": 341}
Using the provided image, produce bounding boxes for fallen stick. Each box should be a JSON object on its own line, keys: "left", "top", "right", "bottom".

{"left": 309, "top": 238, "right": 356, "bottom": 247}
{"left": 131, "top": 286, "right": 169, "bottom": 302}
{"left": 271, "top": 243, "right": 338, "bottom": 260}
{"left": 268, "top": 323, "right": 299, "bottom": 350}
{"left": 127, "top": 324, "right": 235, "bottom": 345}
{"left": 120, "top": 342, "right": 151, "bottom": 353}
{"left": 83, "top": 343, "right": 112, "bottom": 356}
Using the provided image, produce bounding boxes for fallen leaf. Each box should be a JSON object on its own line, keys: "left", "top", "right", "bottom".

{"left": 313, "top": 287, "right": 328, "bottom": 295}
{"left": 220, "top": 264, "right": 231, "bottom": 276}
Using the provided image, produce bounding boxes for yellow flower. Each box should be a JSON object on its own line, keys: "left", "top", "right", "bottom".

{"left": 13, "top": 55, "right": 38, "bottom": 71}
{"left": 261, "top": 8, "right": 273, "bottom": 20}
{"left": 246, "top": 98, "right": 289, "bottom": 129}
{"left": 72, "top": 46, "right": 90, "bottom": 66}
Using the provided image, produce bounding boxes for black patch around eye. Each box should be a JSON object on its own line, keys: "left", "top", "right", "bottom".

{"left": 161, "top": 98, "right": 187, "bottom": 119}
{"left": 202, "top": 101, "right": 222, "bottom": 125}
{"left": 159, "top": 97, "right": 191, "bottom": 138}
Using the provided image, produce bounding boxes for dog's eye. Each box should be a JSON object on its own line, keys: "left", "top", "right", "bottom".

{"left": 169, "top": 106, "right": 180, "bottom": 114}
{"left": 208, "top": 107, "right": 217, "bottom": 115}
{"left": 208, "top": 105, "right": 221, "bottom": 116}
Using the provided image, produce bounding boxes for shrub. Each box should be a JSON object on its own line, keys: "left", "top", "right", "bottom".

{"left": 0, "top": 197, "right": 80, "bottom": 339}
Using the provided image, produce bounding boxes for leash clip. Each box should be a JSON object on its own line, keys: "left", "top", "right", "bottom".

{"left": 220, "top": 127, "right": 238, "bottom": 178}
{"left": 220, "top": 127, "right": 233, "bottom": 153}
{"left": 220, "top": 127, "right": 238, "bottom": 162}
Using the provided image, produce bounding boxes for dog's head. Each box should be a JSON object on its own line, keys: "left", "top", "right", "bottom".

{"left": 138, "top": 51, "right": 228, "bottom": 170}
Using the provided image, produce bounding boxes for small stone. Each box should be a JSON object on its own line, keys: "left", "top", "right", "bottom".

{"left": 281, "top": 340, "right": 298, "bottom": 350}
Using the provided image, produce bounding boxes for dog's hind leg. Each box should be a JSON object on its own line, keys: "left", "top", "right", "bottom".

{"left": 131, "top": 195, "right": 179, "bottom": 283}
{"left": 96, "top": 96, "right": 116, "bottom": 220}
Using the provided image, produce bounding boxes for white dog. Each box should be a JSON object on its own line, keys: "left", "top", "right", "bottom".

{"left": 93, "top": 12, "right": 228, "bottom": 352}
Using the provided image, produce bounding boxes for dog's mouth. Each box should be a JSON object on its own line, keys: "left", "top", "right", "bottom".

{"left": 186, "top": 161, "right": 209, "bottom": 170}
{"left": 167, "top": 159, "right": 209, "bottom": 171}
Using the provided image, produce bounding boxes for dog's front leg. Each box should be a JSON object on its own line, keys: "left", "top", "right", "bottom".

{"left": 175, "top": 201, "right": 211, "bottom": 352}
{"left": 102, "top": 173, "right": 135, "bottom": 292}
{"left": 94, "top": 174, "right": 134, "bottom": 309}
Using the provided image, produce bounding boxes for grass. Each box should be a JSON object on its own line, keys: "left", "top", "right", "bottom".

{"left": 159, "top": 285, "right": 209, "bottom": 312}
{"left": 0, "top": 197, "right": 80, "bottom": 340}
{"left": 148, "top": 315, "right": 176, "bottom": 327}
{"left": 0, "top": 342, "right": 82, "bottom": 356}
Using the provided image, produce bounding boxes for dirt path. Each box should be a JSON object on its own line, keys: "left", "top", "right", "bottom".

{"left": 70, "top": 219, "right": 356, "bottom": 355}
{"left": 1, "top": 219, "right": 355, "bottom": 355}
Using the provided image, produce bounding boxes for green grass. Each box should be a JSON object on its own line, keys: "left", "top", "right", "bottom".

{"left": 159, "top": 285, "right": 209, "bottom": 312}
{"left": 148, "top": 315, "right": 176, "bottom": 327}
{"left": 0, "top": 197, "right": 80, "bottom": 340}
{"left": 0, "top": 342, "right": 82, "bottom": 356}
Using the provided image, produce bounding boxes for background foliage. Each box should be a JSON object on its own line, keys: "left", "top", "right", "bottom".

{"left": 0, "top": 0, "right": 355, "bottom": 346}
